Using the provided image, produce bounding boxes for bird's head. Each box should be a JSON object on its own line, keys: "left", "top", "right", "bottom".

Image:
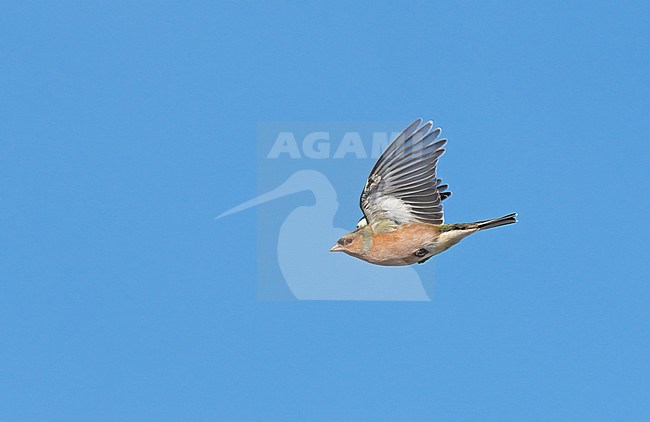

{"left": 330, "top": 231, "right": 364, "bottom": 255}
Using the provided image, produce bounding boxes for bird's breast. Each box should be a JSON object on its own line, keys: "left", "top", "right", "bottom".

{"left": 363, "top": 223, "right": 441, "bottom": 266}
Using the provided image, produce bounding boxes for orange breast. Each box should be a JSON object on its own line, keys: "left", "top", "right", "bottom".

{"left": 366, "top": 223, "right": 440, "bottom": 265}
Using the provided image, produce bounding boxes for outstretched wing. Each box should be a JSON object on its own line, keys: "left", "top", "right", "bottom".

{"left": 359, "top": 119, "right": 449, "bottom": 226}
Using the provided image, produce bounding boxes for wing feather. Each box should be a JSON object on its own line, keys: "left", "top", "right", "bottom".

{"left": 359, "top": 119, "right": 451, "bottom": 225}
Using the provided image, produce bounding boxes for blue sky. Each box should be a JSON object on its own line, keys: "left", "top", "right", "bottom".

{"left": 2, "top": 1, "right": 649, "bottom": 420}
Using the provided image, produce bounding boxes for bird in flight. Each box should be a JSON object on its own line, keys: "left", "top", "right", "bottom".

{"left": 330, "top": 118, "right": 517, "bottom": 266}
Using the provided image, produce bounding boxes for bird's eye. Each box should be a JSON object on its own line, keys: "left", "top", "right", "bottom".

{"left": 344, "top": 238, "right": 353, "bottom": 245}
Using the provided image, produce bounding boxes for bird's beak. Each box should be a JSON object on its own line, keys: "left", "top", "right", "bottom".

{"left": 330, "top": 243, "right": 344, "bottom": 252}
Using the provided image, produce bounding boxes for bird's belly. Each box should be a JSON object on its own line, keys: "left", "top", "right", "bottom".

{"left": 362, "top": 223, "right": 439, "bottom": 266}
{"left": 362, "top": 225, "right": 476, "bottom": 266}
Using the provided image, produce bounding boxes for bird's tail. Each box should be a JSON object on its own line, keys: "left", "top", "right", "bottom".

{"left": 473, "top": 213, "right": 518, "bottom": 230}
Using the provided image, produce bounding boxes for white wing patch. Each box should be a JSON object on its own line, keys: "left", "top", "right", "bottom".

{"left": 372, "top": 193, "right": 414, "bottom": 222}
